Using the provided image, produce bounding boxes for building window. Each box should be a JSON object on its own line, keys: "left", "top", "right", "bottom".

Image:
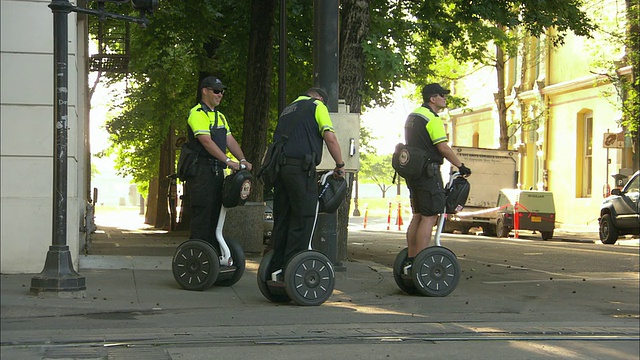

{"left": 576, "top": 113, "right": 593, "bottom": 198}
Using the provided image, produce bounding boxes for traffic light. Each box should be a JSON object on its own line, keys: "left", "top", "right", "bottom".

{"left": 131, "top": 0, "right": 159, "bottom": 15}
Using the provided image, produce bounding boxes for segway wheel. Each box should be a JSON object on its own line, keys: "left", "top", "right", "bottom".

{"left": 214, "top": 238, "right": 245, "bottom": 287}
{"left": 393, "top": 248, "right": 418, "bottom": 295}
{"left": 284, "top": 251, "right": 335, "bottom": 306}
{"left": 412, "top": 246, "right": 461, "bottom": 297}
{"left": 172, "top": 239, "right": 220, "bottom": 291}
{"left": 257, "top": 251, "right": 290, "bottom": 303}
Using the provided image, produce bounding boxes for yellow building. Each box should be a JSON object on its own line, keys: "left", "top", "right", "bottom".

{"left": 448, "top": 0, "right": 635, "bottom": 231}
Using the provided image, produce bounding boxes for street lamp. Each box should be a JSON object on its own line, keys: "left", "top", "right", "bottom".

{"left": 30, "top": 0, "right": 156, "bottom": 295}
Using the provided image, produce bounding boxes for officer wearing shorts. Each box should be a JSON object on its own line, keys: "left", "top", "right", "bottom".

{"left": 404, "top": 83, "right": 471, "bottom": 270}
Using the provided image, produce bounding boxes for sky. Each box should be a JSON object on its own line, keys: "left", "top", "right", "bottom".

{"left": 360, "top": 84, "right": 420, "bottom": 155}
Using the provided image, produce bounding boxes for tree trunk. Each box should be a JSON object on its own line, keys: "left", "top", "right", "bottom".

{"left": 337, "top": 1, "right": 369, "bottom": 264}
{"left": 624, "top": 0, "right": 639, "bottom": 165}
{"left": 152, "top": 129, "right": 173, "bottom": 229}
{"left": 241, "top": 0, "right": 277, "bottom": 203}
{"left": 339, "top": 0, "right": 369, "bottom": 113}
{"left": 145, "top": 176, "right": 158, "bottom": 226}
{"left": 495, "top": 43, "right": 509, "bottom": 150}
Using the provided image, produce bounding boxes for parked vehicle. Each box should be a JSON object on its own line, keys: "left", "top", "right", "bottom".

{"left": 599, "top": 171, "right": 640, "bottom": 244}
{"left": 443, "top": 146, "right": 518, "bottom": 235}
{"left": 494, "top": 189, "right": 556, "bottom": 240}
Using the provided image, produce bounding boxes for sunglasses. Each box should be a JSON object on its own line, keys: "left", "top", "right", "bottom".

{"left": 207, "top": 87, "right": 225, "bottom": 95}
{"left": 437, "top": 93, "right": 446, "bottom": 98}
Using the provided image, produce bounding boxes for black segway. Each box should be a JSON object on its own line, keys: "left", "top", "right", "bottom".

{"left": 393, "top": 171, "right": 469, "bottom": 297}
{"left": 257, "top": 171, "right": 346, "bottom": 306}
{"left": 172, "top": 168, "right": 253, "bottom": 291}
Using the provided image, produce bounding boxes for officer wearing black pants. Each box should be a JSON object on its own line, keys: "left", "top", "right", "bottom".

{"left": 186, "top": 76, "right": 252, "bottom": 249}
{"left": 269, "top": 87, "right": 345, "bottom": 280}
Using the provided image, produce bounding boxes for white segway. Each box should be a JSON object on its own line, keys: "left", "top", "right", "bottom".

{"left": 172, "top": 168, "right": 253, "bottom": 291}
{"left": 257, "top": 171, "right": 346, "bottom": 306}
{"left": 393, "top": 171, "right": 469, "bottom": 297}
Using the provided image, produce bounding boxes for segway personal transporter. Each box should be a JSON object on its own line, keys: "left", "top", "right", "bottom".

{"left": 172, "top": 168, "right": 253, "bottom": 291}
{"left": 257, "top": 171, "right": 346, "bottom": 306}
{"left": 393, "top": 171, "right": 470, "bottom": 297}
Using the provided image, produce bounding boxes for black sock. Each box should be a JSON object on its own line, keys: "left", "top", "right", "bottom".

{"left": 406, "top": 257, "right": 414, "bottom": 263}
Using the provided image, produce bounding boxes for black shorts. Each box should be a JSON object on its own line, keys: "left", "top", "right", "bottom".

{"left": 409, "top": 187, "right": 446, "bottom": 216}
{"left": 407, "top": 172, "right": 445, "bottom": 216}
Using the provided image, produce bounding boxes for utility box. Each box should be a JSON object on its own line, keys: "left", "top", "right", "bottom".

{"left": 312, "top": 100, "right": 359, "bottom": 272}
{"left": 316, "top": 100, "right": 360, "bottom": 172}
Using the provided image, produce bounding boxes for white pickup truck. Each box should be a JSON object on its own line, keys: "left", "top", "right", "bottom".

{"left": 443, "top": 146, "right": 518, "bottom": 235}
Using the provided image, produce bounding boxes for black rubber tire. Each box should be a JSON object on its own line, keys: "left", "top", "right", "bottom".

{"left": 172, "top": 239, "right": 220, "bottom": 291}
{"left": 496, "top": 217, "right": 510, "bottom": 238}
{"left": 599, "top": 214, "right": 619, "bottom": 244}
{"left": 392, "top": 248, "right": 418, "bottom": 295}
{"left": 483, "top": 224, "right": 497, "bottom": 237}
{"left": 214, "top": 238, "right": 245, "bottom": 286}
{"left": 412, "top": 246, "right": 461, "bottom": 297}
{"left": 257, "top": 251, "right": 290, "bottom": 303}
{"left": 284, "top": 251, "right": 335, "bottom": 306}
{"left": 541, "top": 230, "right": 554, "bottom": 241}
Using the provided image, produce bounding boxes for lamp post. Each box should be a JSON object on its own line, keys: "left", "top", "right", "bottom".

{"left": 31, "top": 0, "right": 155, "bottom": 295}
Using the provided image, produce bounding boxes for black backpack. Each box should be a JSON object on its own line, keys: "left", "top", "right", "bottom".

{"left": 391, "top": 143, "right": 431, "bottom": 180}
{"left": 445, "top": 177, "right": 470, "bottom": 214}
{"left": 176, "top": 143, "right": 198, "bottom": 181}
{"left": 257, "top": 137, "right": 288, "bottom": 189}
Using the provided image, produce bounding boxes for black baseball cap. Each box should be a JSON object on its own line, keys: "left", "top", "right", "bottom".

{"left": 200, "top": 76, "right": 227, "bottom": 90}
{"left": 306, "top": 87, "right": 329, "bottom": 105}
{"left": 422, "top": 83, "right": 450, "bottom": 97}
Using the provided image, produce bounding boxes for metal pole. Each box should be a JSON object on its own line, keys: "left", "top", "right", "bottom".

{"left": 31, "top": 0, "right": 85, "bottom": 294}
{"left": 352, "top": 172, "right": 360, "bottom": 216}
{"left": 278, "top": 0, "right": 287, "bottom": 115}
{"left": 313, "top": 0, "right": 339, "bottom": 112}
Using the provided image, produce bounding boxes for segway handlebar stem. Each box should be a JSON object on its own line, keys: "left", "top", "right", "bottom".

{"left": 215, "top": 207, "right": 233, "bottom": 266}
{"left": 307, "top": 171, "right": 335, "bottom": 250}
{"left": 433, "top": 171, "right": 462, "bottom": 247}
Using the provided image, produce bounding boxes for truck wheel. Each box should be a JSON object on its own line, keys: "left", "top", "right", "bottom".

{"left": 483, "top": 225, "right": 497, "bottom": 237}
{"left": 541, "top": 230, "right": 553, "bottom": 241}
{"left": 599, "top": 214, "right": 618, "bottom": 244}
{"left": 496, "top": 218, "right": 510, "bottom": 238}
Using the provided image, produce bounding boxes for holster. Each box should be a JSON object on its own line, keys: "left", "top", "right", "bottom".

{"left": 425, "top": 162, "right": 438, "bottom": 178}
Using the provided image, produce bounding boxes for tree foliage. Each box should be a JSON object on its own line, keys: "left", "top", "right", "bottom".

{"left": 359, "top": 153, "right": 395, "bottom": 198}
{"left": 91, "top": 0, "right": 610, "bottom": 226}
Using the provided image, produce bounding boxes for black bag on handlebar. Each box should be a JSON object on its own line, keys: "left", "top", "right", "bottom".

{"left": 445, "top": 177, "right": 470, "bottom": 214}
{"left": 222, "top": 170, "right": 253, "bottom": 208}
{"left": 318, "top": 176, "right": 347, "bottom": 214}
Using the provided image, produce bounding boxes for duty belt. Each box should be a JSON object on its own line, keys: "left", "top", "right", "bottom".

{"left": 281, "top": 157, "right": 304, "bottom": 167}
{"left": 198, "top": 156, "right": 226, "bottom": 168}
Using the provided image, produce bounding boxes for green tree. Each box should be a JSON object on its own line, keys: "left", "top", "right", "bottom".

{"left": 359, "top": 154, "right": 395, "bottom": 198}
{"left": 93, "top": 0, "right": 601, "bottom": 228}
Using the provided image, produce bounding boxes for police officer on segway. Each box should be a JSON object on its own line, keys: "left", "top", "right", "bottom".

{"left": 258, "top": 87, "right": 345, "bottom": 306}
{"left": 394, "top": 83, "right": 471, "bottom": 297}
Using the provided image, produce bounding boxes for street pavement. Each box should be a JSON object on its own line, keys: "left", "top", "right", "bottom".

{"left": 1, "top": 213, "right": 638, "bottom": 359}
